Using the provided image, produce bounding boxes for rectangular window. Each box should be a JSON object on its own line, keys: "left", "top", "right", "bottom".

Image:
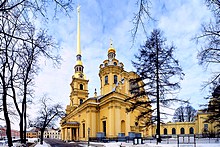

{"left": 83, "top": 123, "right": 85, "bottom": 138}
{"left": 105, "top": 76, "right": 108, "bottom": 84}
{"left": 80, "top": 99, "right": 83, "bottom": 104}
{"left": 114, "top": 75, "right": 117, "bottom": 84}
{"left": 103, "top": 121, "right": 106, "bottom": 136}
{"left": 204, "top": 124, "right": 208, "bottom": 131}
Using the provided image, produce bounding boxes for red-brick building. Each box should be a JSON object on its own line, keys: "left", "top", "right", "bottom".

{"left": 0, "top": 126, "right": 19, "bottom": 139}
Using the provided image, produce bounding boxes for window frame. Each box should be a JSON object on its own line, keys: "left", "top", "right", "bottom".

{"left": 105, "top": 75, "right": 108, "bottom": 85}
{"left": 114, "top": 75, "right": 118, "bottom": 84}
{"left": 172, "top": 128, "right": 176, "bottom": 135}
{"left": 180, "top": 128, "right": 185, "bottom": 134}
{"left": 80, "top": 84, "right": 83, "bottom": 90}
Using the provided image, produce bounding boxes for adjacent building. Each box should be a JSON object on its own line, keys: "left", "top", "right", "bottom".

{"left": 0, "top": 126, "right": 19, "bottom": 139}
{"left": 26, "top": 127, "right": 61, "bottom": 139}
{"left": 41, "top": 128, "right": 61, "bottom": 139}
{"left": 151, "top": 111, "right": 219, "bottom": 137}
{"left": 26, "top": 127, "right": 39, "bottom": 138}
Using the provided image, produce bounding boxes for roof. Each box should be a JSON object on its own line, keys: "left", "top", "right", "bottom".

{"left": 65, "top": 121, "right": 80, "bottom": 125}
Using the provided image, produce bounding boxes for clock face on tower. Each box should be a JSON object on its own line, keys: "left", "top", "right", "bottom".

{"left": 79, "top": 73, "right": 83, "bottom": 78}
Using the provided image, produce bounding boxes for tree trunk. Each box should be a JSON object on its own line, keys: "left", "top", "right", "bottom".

{"left": 24, "top": 102, "right": 27, "bottom": 144}
{"left": 156, "top": 36, "right": 161, "bottom": 144}
{"left": 21, "top": 99, "right": 25, "bottom": 144}
{"left": 2, "top": 88, "right": 13, "bottom": 146}
{"left": 21, "top": 83, "right": 27, "bottom": 144}
{"left": 40, "top": 129, "right": 44, "bottom": 145}
{"left": 19, "top": 116, "right": 24, "bottom": 144}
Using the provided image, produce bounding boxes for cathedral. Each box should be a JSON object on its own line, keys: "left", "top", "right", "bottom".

{"left": 60, "top": 6, "right": 219, "bottom": 142}
{"left": 60, "top": 7, "right": 151, "bottom": 141}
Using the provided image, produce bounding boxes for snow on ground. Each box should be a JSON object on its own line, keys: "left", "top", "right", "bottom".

{"left": 85, "top": 142, "right": 220, "bottom": 147}
{"left": 34, "top": 141, "right": 51, "bottom": 147}
{"left": 27, "top": 138, "right": 38, "bottom": 142}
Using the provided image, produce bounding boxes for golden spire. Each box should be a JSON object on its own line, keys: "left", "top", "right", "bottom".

{"left": 77, "top": 5, "right": 81, "bottom": 55}
{"left": 74, "top": 5, "right": 86, "bottom": 79}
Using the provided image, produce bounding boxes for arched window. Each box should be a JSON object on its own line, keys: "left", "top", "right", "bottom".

{"left": 79, "top": 84, "right": 83, "bottom": 90}
{"left": 80, "top": 84, "right": 83, "bottom": 90}
{"left": 121, "top": 120, "right": 125, "bottom": 133}
{"left": 189, "top": 127, "right": 194, "bottom": 134}
{"left": 114, "top": 62, "right": 117, "bottom": 66}
{"left": 164, "top": 128, "right": 168, "bottom": 135}
{"left": 172, "top": 128, "right": 176, "bottom": 135}
{"left": 114, "top": 75, "right": 118, "bottom": 84}
{"left": 180, "top": 128, "right": 185, "bottom": 134}
{"left": 105, "top": 75, "right": 108, "bottom": 84}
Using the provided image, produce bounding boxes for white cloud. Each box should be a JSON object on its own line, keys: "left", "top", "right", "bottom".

{"left": 30, "top": 0, "right": 214, "bottom": 124}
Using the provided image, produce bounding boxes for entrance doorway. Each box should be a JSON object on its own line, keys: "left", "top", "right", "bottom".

{"left": 103, "top": 121, "right": 106, "bottom": 136}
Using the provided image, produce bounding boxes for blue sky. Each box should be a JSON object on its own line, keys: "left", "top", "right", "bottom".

{"left": 32, "top": 0, "right": 214, "bottom": 122}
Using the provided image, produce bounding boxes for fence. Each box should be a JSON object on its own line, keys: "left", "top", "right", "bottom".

{"left": 177, "top": 134, "right": 196, "bottom": 147}
{"left": 89, "top": 134, "right": 220, "bottom": 145}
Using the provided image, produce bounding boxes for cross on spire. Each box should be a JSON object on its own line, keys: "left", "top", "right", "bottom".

{"left": 110, "top": 38, "right": 113, "bottom": 48}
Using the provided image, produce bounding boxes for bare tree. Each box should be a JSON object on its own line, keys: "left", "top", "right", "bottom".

{"left": 173, "top": 105, "right": 196, "bottom": 122}
{"left": 185, "top": 104, "right": 197, "bottom": 122}
{"left": 131, "top": 0, "right": 152, "bottom": 44}
{"left": 173, "top": 106, "right": 185, "bottom": 122}
{"left": 196, "top": 0, "right": 220, "bottom": 88}
{"left": 196, "top": 0, "right": 220, "bottom": 135}
{"left": 126, "top": 29, "right": 185, "bottom": 144}
{"left": 31, "top": 95, "right": 65, "bottom": 145}
{"left": 0, "top": 0, "right": 73, "bottom": 16}
{"left": 0, "top": 0, "right": 73, "bottom": 146}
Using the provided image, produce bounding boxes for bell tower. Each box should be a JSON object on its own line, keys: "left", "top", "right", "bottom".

{"left": 99, "top": 41, "right": 124, "bottom": 95}
{"left": 66, "top": 6, "right": 89, "bottom": 113}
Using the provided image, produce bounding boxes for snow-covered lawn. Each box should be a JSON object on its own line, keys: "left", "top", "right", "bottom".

{"left": 34, "top": 141, "right": 50, "bottom": 147}
{"left": 26, "top": 138, "right": 50, "bottom": 147}
{"left": 81, "top": 141, "right": 220, "bottom": 147}
{"left": 0, "top": 138, "right": 218, "bottom": 147}
{"left": 27, "top": 138, "right": 38, "bottom": 142}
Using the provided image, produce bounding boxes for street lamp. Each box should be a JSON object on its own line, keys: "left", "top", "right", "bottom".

{"left": 0, "top": 130, "right": 2, "bottom": 139}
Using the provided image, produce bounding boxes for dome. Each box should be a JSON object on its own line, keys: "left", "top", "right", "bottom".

{"left": 108, "top": 39, "right": 116, "bottom": 54}
{"left": 108, "top": 47, "right": 116, "bottom": 54}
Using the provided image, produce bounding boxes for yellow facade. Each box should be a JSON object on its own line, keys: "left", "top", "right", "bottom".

{"left": 60, "top": 6, "right": 219, "bottom": 142}
{"left": 60, "top": 7, "right": 150, "bottom": 141}
{"left": 26, "top": 132, "right": 38, "bottom": 138}
{"left": 60, "top": 44, "right": 151, "bottom": 141}
{"left": 151, "top": 111, "right": 218, "bottom": 137}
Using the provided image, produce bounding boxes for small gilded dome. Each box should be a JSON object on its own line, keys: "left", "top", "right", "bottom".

{"left": 108, "top": 47, "right": 116, "bottom": 54}
{"left": 108, "top": 39, "right": 116, "bottom": 54}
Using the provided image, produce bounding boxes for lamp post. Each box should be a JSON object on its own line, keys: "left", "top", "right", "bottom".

{"left": 0, "top": 130, "right": 2, "bottom": 139}
{"left": 88, "top": 128, "right": 90, "bottom": 146}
